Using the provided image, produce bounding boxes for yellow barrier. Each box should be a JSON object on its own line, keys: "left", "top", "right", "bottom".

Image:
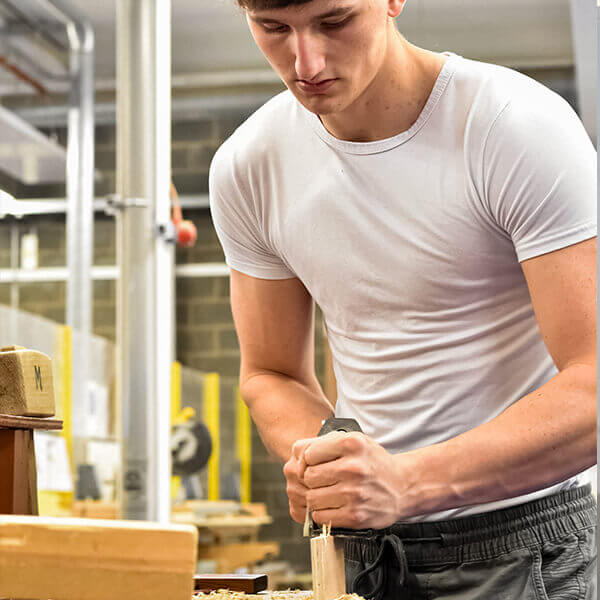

{"left": 236, "top": 387, "right": 252, "bottom": 503}
{"left": 203, "top": 373, "right": 220, "bottom": 501}
{"left": 60, "top": 325, "right": 73, "bottom": 467}
{"left": 170, "top": 361, "right": 182, "bottom": 424}
{"left": 170, "top": 361, "right": 182, "bottom": 500}
{"left": 39, "top": 326, "right": 74, "bottom": 516}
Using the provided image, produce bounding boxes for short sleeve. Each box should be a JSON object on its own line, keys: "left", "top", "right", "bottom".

{"left": 480, "top": 89, "right": 597, "bottom": 262}
{"left": 208, "top": 143, "right": 296, "bottom": 280}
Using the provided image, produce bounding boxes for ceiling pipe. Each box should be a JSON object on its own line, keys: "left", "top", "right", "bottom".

{"left": 0, "top": 53, "right": 47, "bottom": 94}
{"left": 0, "top": 0, "right": 69, "bottom": 59}
{"left": 0, "top": 42, "right": 69, "bottom": 82}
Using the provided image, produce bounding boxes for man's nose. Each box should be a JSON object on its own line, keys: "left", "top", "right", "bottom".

{"left": 294, "top": 32, "right": 326, "bottom": 81}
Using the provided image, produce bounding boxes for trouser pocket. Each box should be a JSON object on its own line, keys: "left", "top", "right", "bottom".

{"left": 532, "top": 526, "right": 597, "bottom": 600}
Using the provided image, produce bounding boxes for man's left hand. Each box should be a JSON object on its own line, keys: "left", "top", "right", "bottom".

{"left": 301, "top": 431, "right": 408, "bottom": 530}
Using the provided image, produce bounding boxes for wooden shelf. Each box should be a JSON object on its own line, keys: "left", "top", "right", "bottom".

{"left": 0, "top": 414, "right": 63, "bottom": 431}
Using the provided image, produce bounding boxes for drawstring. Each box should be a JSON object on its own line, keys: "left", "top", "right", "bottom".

{"left": 351, "top": 533, "right": 408, "bottom": 600}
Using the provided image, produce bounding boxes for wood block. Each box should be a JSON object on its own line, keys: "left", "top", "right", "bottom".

{"left": 197, "top": 541, "right": 280, "bottom": 573}
{"left": 194, "top": 574, "right": 268, "bottom": 593}
{"left": 0, "top": 515, "right": 198, "bottom": 600}
{"left": 72, "top": 500, "right": 120, "bottom": 519}
{"left": 0, "top": 346, "right": 55, "bottom": 417}
{"left": 310, "top": 527, "right": 346, "bottom": 600}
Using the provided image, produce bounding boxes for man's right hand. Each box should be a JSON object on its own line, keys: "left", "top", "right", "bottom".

{"left": 283, "top": 438, "right": 313, "bottom": 523}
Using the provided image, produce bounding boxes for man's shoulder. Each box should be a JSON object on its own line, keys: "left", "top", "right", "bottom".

{"left": 212, "top": 90, "right": 299, "bottom": 170}
{"left": 453, "top": 55, "right": 571, "bottom": 122}
{"left": 446, "top": 55, "right": 575, "bottom": 149}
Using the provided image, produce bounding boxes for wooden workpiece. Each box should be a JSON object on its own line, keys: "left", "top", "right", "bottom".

{"left": 0, "top": 345, "right": 55, "bottom": 417}
{"left": 0, "top": 515, "right": 198, "bottom": 600}
{"left": 310, "top": 525, "right": 347, "bottom": 600}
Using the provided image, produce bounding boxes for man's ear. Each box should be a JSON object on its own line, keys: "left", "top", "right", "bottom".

{"left": 387, "top": 0, "right": 406, "bottom": 18}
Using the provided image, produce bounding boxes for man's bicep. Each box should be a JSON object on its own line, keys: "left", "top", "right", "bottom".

{"left": 521, "top": 237, "right": 597, "bottom": 371}
{"left": 230, "top": 268, "right": 316, "bottom": 384}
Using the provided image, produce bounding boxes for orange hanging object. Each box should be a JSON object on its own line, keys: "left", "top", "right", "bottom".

{"left": 170, "top": 182, "right": 197, "bottom": 248}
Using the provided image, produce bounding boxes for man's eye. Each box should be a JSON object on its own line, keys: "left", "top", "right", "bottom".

{"left": 322, "top": 17, "right": 351, "bottom": 29}
{"left": 263, "top": 24, "right": 289, "bottom": 33}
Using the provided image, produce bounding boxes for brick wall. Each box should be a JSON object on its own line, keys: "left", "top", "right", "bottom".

{"left": 0, "top": 113, "right": 324, "bottom": 571}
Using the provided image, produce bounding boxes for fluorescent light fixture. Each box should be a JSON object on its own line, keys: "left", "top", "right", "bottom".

{"left": 0, "top": 104, "right": 67, "bottom": 184}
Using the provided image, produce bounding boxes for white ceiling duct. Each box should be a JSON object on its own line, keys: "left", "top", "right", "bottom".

{"left": 0, "top": 103, "right": 66, "bottom": 183}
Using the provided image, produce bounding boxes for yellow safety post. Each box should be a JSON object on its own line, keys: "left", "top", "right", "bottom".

{"left": 171, "top": 361, "right": 182, "bottom": 424}
{"left": 203, "top": 373, "right": 220, "bottom": 501}
{"left": 60, "top": 325, "right": 73, "bottom": 467}
{"left": 236, "top": 386, "right": 252, "bottom": 503}
{"left": 170, "top": 361, "right": 182, "bottom": 501}
{"left": 39, "top": 326, "right": 74, "bottom": 516}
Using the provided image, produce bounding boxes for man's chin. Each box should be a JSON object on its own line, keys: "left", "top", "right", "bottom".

{"left": 288, "top": 88, "right": 344, "bottom": 116}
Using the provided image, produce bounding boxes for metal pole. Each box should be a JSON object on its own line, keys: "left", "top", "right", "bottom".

{"left": 63, "top": 13, "right": 94, "bottom": 338}
{"left": 569, "top": 0, "right": 597, "bottom": 141}
{"left": 116, "top": 0, "right": 173, "bottom": 522}
{"left": 31, "top": 0, "right": 95, "bottom": 471}
{"left": 9, "top": 222, "right": 19, "bottom": 311}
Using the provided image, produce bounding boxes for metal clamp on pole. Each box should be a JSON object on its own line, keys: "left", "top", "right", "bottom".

{"left": 104, "top": 194, "right": 151, "bottom": 215}
{"left": 155, "top": 221, "right": 177, "bottom": 244}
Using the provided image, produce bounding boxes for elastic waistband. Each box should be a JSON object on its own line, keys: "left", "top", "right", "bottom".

{"left": 345, "top": 485, "right": 596, "bottom": 565}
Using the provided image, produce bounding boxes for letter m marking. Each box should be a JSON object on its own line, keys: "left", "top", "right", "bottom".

{"left": 34, "top": 365, "right": 43, "bottom": 391}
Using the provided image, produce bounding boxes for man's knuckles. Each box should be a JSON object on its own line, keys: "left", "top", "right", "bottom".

{"left": 282, "top": 459, "right": 296, "bottom": 479}
{"left": 341, "top": 432, "right": 369, "bottom": 453}
{"left": 340, "top": 457, "right": 370, "bottom": 481}
{"left": 291, "top": 437, "right": 313, "bottom": 459}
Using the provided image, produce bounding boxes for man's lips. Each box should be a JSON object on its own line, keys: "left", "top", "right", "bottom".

{"left": 296, "top": 78, "right": 337, "bottom": 93}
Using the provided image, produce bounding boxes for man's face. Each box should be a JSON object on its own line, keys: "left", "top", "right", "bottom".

{"left": 247, "top": 0, "right": 397, "bottom": 116}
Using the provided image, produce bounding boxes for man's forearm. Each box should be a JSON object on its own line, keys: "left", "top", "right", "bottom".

{"left": 400, "top": 363, "right": 597, "bottom": 517}
{"left": 241, "top": 370, "right": 334, "bottom": 463}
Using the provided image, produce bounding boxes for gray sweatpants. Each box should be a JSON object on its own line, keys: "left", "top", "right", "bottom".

{"left": 344, "top": 485, "right": 597, "bottom": 600}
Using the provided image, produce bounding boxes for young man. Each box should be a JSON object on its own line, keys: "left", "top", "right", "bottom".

{"left": 209, "top": 0, "right": 597, "bottom": 597}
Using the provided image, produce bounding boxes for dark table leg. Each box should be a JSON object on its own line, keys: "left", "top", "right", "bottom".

{"left": 0, "top": 429, "right": 38, "bottom": 515}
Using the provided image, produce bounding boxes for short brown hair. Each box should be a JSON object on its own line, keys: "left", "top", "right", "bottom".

{"left": 237, "top": 0, "right": 313, "bottom": 11}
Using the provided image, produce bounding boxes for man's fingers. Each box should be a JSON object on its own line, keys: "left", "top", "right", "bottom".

{"left": 292, "top": 437, "right": 314, "bottom": 459}
{"left": 304, "top": 431, "right": 347, "bottom": 466}
{"left": 306, "top": 486, "right": 345, "bottom": 512}
{"left": 303, "top": 463, "right": 339, "bottom": 488}
{"left": 312, "top": 508, "right": 351, "bottom": 528}
{"left": 289, "top": 500, "right": 307, "bottom": 524}
{"left": 291, "top": 437, "right": 317, "bottom": 480}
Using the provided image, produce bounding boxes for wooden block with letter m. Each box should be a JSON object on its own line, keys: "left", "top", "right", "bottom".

{"left": 0, "top": 345, "right": 55, "bottom": 417}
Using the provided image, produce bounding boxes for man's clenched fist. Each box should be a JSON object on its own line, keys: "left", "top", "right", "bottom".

{"left": 283, "top": 431, "right": 410, "bottom": 530}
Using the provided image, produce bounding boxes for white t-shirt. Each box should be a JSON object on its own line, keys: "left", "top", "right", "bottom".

{"left": 209, "top": 53, "right": 597, "bottom": 521}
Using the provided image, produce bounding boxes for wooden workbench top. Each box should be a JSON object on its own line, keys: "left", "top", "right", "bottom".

{"left": 0, "top": 413, "right": 62, "bottom": 430}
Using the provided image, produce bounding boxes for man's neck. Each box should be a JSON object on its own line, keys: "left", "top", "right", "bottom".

{"left": 319, "top": 36, "right": 448, "bottom": 143}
